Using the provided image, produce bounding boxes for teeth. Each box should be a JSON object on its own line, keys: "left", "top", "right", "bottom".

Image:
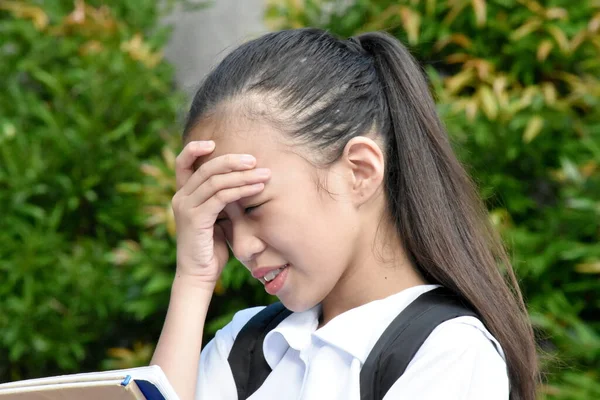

{"left": 264, "top": 268, "right": 282, "bottom": 282}
{"left": 264, "top": 264, "right": 288, "bottom": 283}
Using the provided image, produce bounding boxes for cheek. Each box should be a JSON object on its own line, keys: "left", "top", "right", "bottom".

{"left": 266, "top": 197, "right": 354, "bottom": 263}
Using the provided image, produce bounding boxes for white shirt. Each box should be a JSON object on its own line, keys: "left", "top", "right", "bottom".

{"left": 196, "top": 285, "right": 509, "bottom": 399}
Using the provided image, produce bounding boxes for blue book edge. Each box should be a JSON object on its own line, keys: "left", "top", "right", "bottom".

{"left": 119, "top": 375, "right": 166, "bottom": 400}
{"left": 135, "top": 379, "right": 167, "bottom": 400}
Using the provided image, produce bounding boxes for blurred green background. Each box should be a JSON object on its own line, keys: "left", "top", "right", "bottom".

{"left": 0, "top": 0, "right": 598, "bottom": 398}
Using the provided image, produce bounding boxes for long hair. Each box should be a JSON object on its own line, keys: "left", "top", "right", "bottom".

{"left": 184, "top": 28, "right": 539, "bottom": 400}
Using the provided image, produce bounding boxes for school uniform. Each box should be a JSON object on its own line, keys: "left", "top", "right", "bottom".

{"left": 196, "top": 284, "right": 509, "bottom": 399}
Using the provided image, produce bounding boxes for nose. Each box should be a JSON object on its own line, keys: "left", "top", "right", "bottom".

{"left": 228, "top": 222, "right": 266, "bottom": 264}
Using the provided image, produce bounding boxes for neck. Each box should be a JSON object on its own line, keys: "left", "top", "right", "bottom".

{"left": 318, "top": 231, "right": 427, "bottom": 329}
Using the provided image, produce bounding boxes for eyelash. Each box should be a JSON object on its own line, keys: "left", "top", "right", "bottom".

{"left": 244, "top": 204, "right": 262, "bottom": 214}
{"left": 216, "top": 203, "right": 263, "bottom": 223}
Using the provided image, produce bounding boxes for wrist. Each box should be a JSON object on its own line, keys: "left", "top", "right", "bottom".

{"left": 172, "top": 273, "right": 217, "bottom": 294}
{"left": 165, "top": 275, "right": 214, "bottom": 323}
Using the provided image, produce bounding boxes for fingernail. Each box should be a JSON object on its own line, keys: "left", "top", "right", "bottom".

{"left": 200, "top": 140, "right": 214, "bottom": 149}
{"left": 240, "top": 155, "right": 255, "bottom": 166}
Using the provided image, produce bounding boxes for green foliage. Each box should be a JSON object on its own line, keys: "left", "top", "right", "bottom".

{"left": 2, "top": 1, "right": 598, "bottom": 399}
{"left": 0, "top": 0, "right": 185, "bottom": 381}
{"left": 264, "top": 0, "right": 600, "bottom": 398}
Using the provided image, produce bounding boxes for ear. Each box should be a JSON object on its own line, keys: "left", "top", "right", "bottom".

{"left": 339, "top": 136, "right": 385, "bottom": 207}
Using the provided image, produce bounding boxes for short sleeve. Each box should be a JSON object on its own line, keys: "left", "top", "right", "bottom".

{"left": 383, "top": 317, "right": 509, "bottom": 400}
{"left": 195, "top": 306, "right": 265, "bottom": 400}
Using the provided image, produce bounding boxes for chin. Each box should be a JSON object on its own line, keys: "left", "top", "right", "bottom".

{"left": 278, "top": 295, "right": 319, "bottom": 313}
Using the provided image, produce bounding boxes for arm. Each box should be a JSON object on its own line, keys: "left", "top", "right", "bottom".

{"left": 150, "top": 276, "right": 214, "bottom": 400}
{"left": 149, "top": 141, "right": 270, "bottom": 400}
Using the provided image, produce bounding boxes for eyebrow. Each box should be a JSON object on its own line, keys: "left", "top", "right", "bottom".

{"left": 215, "top": 194, "right": 268, "bottom": 222}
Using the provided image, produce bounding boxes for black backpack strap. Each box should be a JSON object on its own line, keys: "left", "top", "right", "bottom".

{"left": 360, "top": 287, "right": 478, "bottom": 400}
{"left": 227, "top": 302, "right": 292, "bottom": 400}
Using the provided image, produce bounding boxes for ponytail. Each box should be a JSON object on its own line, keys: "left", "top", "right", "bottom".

{"left": 353, "top": 32, "right": 539, "bottom": 400}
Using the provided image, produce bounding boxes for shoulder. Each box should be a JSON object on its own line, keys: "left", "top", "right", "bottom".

{"left": 196, "top": 306, "right": 266, "bottom": 400}
{"left": 384, "top": 316, "right": 509, "bottom": 399}
{"left": 422, "top": 316, "right": 506, "bottom": 360}
{"left": 199, "top": 305, "right": 266, "bottom": 368}
{"left": 213, "top": 305, "right": 266, "bottom": 348}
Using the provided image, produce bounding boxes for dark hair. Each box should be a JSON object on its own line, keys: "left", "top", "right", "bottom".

{"left": 184, "top": 28, "right": 539, "bottom": 400}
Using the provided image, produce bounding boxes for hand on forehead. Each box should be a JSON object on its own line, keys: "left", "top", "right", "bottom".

{"left": 187, "top": 118, "right": 292, "bottom": 171}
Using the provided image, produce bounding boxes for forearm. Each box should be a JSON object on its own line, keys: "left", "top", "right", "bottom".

{"left": 151, "top": 275, "right": 215, "bottom": 400}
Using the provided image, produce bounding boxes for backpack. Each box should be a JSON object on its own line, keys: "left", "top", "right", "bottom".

{"left": 227, "top": 287, "right": 477, "bottom": 400}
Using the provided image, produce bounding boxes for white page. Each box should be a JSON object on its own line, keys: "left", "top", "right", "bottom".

{"left": 0, "top": 366, "right": 179, "bottom": 400}
{"left": 0, "top": 379, "right": 146, "bottom": 400}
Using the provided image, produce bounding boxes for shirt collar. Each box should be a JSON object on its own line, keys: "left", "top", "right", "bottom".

{"left": 263, "top": 304, "right": 320, "bottom": 368}
{"left": 263, "top": 284, "right": 440, "bottom": 367}
{"left": 313, "top": 285, "right": 440, "bottom": 363}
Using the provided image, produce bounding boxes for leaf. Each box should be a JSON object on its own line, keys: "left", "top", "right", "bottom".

{"left": 121, "top": 34, "right": 163, "bottom": 68}
{"left": 580, "top": 161, "right": 598, "bottom": 178}
{"left": 489, "top": 208, "right": 513, "bottom": 229}
{"left": 471, "top": 0, "right": 486, "bottom": 27}
{"left": 465, "top": 98, "right": 479, "bottom": 121}
{"left": 103, "top": 117, "right": 136, "bottom": 143}
{"left": 214, "top": 280, "right": 226, "bottom": 295}
{"left": 519, "top": 0, "right": 544, "bottom": 14}
{"left": 575, "top": 262, "right": 600, "bottom": 274}
{"left": 399, "top": 7, "right": 421, "bottom": 45}
{"left": 445, "top": 53, "right": 472, "bottom": 63}
{"left": 28, "top": 67, "right": 65, "bottom": 98}
{"left": 545, "top": 8, "right": 568, "bottom": 20}
{"left": 465, "top": 58, "right": 493, "bottom": 80}
{"left": 445, "top": 69, "right": 475, "bottom": 94}
{"left": 589, "top": 12, "right": 600, "bottom": 33}
{"left": 143, "top": 273, "right": 172, "bottom": 295}
{"left": 434, "top": 34, "right": 472, "bottom": 51}
{"left": 478, "top": 86, "right": 498, "bottom": 120}
{"left": 510, "top": 18, "right": 542, "bottom": 41}
{"left": 166, "top": 205, "right": 176, "bottom": 238}
{"left": 561, "top": 157, "right": 584, "bottom": 184}
{"left": 537, "top": 39, "right": 554, "bottom": 61}
{"left": 570, "top": 30, "right": 587, "bottom": 52}
{"left": 541, "top": 82, "right": 557, "bottom": 105}
{"left": 523, "top": 116, "right": 544, "bottom": 143}
{"left": 0, "top": 1, "right": 49, "bottom": 30}
{"left": 426, "top": 0, "right": 437, "bottom": 16}
{"left": 443, "top": 0, "right": 469, "bottom": 26}
{"left": 547, "top": 25, "right": 570, "bottom": 53}
{"left": 491, "top": 76, "right": 510, "bottom": 110}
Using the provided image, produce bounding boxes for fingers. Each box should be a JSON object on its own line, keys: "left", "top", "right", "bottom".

{"left": 175, "top": 141, "right": 215, "bottom": 190}
{"left": 187, "top": 168, "right": 271, "bottom": 207}
{"left": 172, "top": 182, "right": 266, "bottom": 230}
{"left": 179, "top": 153, "right": 258, "bottom": 196}
{"left": 172, "top": 144, "right": 271, "bottom": 229}
{"left": 200, "top": 183, "right": 265, "bottom": 221}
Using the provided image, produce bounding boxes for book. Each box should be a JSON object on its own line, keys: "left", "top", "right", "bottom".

{"left": 0, "top": 365, "right": 180, "bottom": 400}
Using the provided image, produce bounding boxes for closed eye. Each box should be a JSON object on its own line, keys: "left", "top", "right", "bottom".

{"left": 216, "top": 202, "right": 266, "bottom": 223}
{"left": 244, "top": 204, "right": 262, "bottom": 214}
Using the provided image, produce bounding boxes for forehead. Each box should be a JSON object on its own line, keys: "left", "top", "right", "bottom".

{"left": 186, "top": 115, "right": 293, "bottom": 169}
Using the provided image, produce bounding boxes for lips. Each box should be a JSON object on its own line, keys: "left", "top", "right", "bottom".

{"left": 251, "top": 264, "right": 290, "bottom": 280}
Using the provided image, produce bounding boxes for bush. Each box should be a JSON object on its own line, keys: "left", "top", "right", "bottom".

{"left": 0, "top": 0, "right": 184, "bottom": 381}
{"left": 2, "top": 1, "right": 598, "bottom": 399}
{"left": 263, "top": 1, "right": 600, "bottom": 399}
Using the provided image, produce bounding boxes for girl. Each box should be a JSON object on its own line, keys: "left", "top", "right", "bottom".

{"left": 151, "top": 29, "right": 538, "bottom": 400}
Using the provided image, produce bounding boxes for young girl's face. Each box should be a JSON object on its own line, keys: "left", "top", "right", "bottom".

{"left": 187, "top": 113, "right": 365, "bottom": 312}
